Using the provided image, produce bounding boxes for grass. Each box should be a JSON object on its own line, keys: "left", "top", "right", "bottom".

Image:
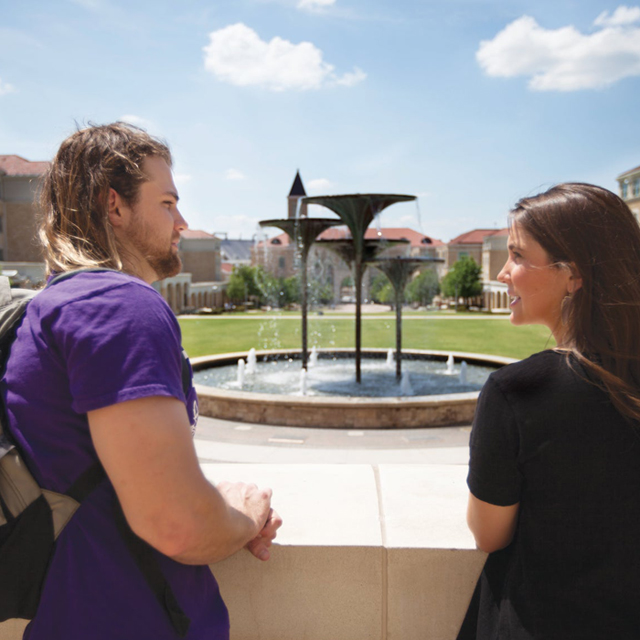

{"left": 179, "top": 314, "right": 555, "bottom": 361}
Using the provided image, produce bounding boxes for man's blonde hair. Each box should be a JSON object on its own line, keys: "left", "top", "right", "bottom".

{"left": 39, "top": 122, "right": 172, "bottom": 274}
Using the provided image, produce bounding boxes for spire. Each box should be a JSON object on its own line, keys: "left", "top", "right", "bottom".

{"left": 289, "top": 170, "right": 306, "bottom": 197}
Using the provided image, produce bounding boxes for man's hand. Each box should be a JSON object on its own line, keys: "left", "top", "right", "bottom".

{"left": 215, "top": 481, "right": 274, "bottom": 544}
{"left": 245, "top": 509, "right": 283, "bottom": 561}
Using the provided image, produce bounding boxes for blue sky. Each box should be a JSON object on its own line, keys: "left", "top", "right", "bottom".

{"left": 1, "top": 0, "right": 639, "bottom": 243}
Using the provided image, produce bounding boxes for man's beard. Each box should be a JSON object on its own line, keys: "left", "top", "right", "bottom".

{"left": 127, "top": 217, "right": 182, "bottom": 281}
{"left": 146, "top": 248, "right": 182, "bottom": 281}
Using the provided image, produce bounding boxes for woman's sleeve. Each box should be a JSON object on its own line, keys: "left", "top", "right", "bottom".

{"left": 467, "top": 375, "right": 522, "bottom": 506}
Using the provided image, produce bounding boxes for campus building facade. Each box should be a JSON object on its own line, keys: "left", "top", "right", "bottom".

{"left": 618, "top": 164, "right": 640, "bottom": 222}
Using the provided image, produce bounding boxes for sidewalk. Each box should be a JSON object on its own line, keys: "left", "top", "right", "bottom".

{"left": 194, "top": 415, "right": 472, "bottom": 464}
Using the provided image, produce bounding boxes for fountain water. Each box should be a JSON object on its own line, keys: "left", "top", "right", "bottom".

{"left": 459, "top": 361, "right": 468, "bottom": 385}
{"left": 237, "top": 359, "right": 245, "bottom": 388}
{"left": 446, "top": 354, "right": 455, "bottom": 375}
{"left": 259, "top": 217, "right": 342, "bottom": 369}
{"left": 309, "top": 346, "right": 319, "bottom": 367}
{"left": 386, "top": 349, "right": 394, "bottom": 368}
{"left": 246, "top": 348, "right": 257, "bottom": 374}
{"left": 400, "top": 371, "right": 414, "bottom": 396}
{"left": 300, "top": 369, "right": 308, "bottom": 395}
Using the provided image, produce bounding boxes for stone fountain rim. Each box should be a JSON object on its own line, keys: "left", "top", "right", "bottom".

{"left": 191, "top": 348, "right": 517, "bottom": 410}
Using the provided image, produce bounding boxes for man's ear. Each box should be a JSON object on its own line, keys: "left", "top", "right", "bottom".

{"left": 107, "top": 188, "right": 128, "bottom": 228}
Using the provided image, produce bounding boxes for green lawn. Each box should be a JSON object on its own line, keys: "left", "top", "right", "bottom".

{"left": 179, "top": 314, "right": 554, "bottom": 361}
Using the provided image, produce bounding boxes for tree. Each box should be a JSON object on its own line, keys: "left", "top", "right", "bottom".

{"left": 369, "top": 273, "right": 392, "bottom": 305}
{"left": 280, "top": 275, "right": 300, "bottom": 306}
{"left": 441, "top": 256, "right": 483, "bottom": 305}
{"left": 406, "top": 269, "right": 440, "bottom": 306}
{"left": 227, "top": 265, "right": 279, "bottom": 306}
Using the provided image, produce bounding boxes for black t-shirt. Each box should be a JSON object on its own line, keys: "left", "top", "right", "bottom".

{"left": 465, "top": 349, "right": 640, "bottom": 639}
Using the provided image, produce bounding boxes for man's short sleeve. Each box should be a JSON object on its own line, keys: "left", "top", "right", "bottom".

{"left": 467, "top": 375, "right": 522, "bottom": 506}
{"left": 48, "top": 282, "right": 185, "bottom": 414}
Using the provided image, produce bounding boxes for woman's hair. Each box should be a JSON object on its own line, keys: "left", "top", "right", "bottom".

{"left": 39, "top": 122, "right": 172, "bottom": 274}
{"left": 510, "top": 182, "right": 640, "bottom": 422}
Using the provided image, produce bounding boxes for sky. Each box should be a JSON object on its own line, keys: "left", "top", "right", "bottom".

{"left": 1, "top": 0, "right": 639, "bottom": 243}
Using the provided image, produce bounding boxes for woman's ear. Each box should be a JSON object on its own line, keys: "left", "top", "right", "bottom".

{"left": 568, "top": 264, "right": 582, "bottom": 293}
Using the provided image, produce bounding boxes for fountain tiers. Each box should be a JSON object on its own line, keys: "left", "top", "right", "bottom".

{"left": 192, "top": 349, "right": 516, "bottom": 429}
{"left": 303, "top": 194, "right": 416, "bottom": 383}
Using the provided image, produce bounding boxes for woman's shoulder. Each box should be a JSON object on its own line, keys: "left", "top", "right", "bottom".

{"left": 489, "top": 349, "right": 570, "bottom": 393}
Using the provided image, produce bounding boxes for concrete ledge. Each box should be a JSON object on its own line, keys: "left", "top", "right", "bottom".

{"left": 192, "top": 349, "right": 515, "bottom": 429}
{"left": 0, "top": 464, "right": 486, "bottom": 640}
{"left": 205, "top": 463, "right": 486, "bottom": 640}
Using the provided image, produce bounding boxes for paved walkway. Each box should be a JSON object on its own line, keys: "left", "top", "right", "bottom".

{"left": 181, "top": 314, "right": 509, "bottom": 321}
{"left": 194, "top": 415, "right": 472, "bottom": 465}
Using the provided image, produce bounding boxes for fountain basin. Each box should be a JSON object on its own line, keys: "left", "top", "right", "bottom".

{"left": 192, "top": 349, "right": 516, "bottom": 429}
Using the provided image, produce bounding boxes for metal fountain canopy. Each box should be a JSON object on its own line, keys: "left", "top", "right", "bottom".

{"left": 302, "top": 193, "right": 417, "bottom": 383}
{"left": 302, "top": 194, "right": 416, "bottom": 254}
{"left": 260, "top": 191, "right": 419, "bottom": 383}
{"left": 370, "top": 255, "right": 445, "bottom": 380}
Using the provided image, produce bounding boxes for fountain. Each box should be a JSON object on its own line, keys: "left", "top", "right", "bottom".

{"left": 303, "top": 194, "right": 416, "bottom": 383}
{"left": 189, "top": 182, "right": 516, "bottom": 429}
{"left": 370, "top": 256, "right": 444, "bottom": 380}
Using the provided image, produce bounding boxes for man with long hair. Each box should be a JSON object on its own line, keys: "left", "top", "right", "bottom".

{"left": 3, "top": 122, "right": 281, "bottom": 639}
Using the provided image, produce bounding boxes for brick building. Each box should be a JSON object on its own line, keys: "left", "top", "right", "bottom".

{"left": 0, "top": 155, "right": 49, "bottom": 269}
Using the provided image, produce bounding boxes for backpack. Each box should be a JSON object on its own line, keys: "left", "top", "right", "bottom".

{"left": 0, "top": 271, "right": 191, "bottom": 636}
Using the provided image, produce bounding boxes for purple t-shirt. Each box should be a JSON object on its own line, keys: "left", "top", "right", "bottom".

{"left": 1, "top": 271, "right": 229, "bottom": 639}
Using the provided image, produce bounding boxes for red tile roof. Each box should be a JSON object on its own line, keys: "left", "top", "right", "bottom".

{"left": 363, "top": 227, "right": 444, "bottom": 248}
{"left": 0, "top": 155, "right": 50, "bottom": 177}
{"left": 449, "top": 229, "right": 506, "bottom": 245}
{"left": 180, "top": 229, "right": 216, "bottom": 239}
{"left": 255, "top": 226, "right": 442, "bottom": 249}
{"left": 221, "top": 263, "right": 234, "bottom": 273}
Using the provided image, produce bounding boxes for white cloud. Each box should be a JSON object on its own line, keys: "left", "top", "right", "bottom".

{"left": 203, "top": 23, "right": 366, "bottom": 91}
{"left": 335, "top": 67, "right": 367, "bottom": 86}
{"left": 119, "top": 114, "right": 154, "bottom": 129}
{"left": 307, "top": 178, "right": 333, "bottom": 192}
{"left": 0, "top": 79, "right": 16, "bottom": 96}
{"left": 224, "top": 168, "right": 247, "bottom": 181}
{"left": 174, "top": 174, "right": 193, "bottom": 184}
{"left": 594, "top": 5, "right": 640, "bottom": 26}
{"left": 297, "top": 0, "right": 336, "bottom": 11}
{"left": 476, "top": 8, "right": 640, "bottom": 91}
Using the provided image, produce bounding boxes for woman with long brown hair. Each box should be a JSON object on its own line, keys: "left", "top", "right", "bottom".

{"left": 461, "top": 183, "right": 640, "bottom": 639}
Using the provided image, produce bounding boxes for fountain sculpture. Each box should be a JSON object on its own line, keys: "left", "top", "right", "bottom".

{"left": 303, "top": 194, "right": 416, "bottom": 382}
{"left": 371, "top": 256, "right": 444, "bottom": 380}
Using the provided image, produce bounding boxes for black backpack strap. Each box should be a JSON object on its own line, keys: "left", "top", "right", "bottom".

{"left": 112, "top": 502, "right": 191, "bottom": 638}
{"left": 65, "top": 462, "right": 106, "bottom": 503}
{"left": 65, "top": 461, "right": 191, "bottom": 636}
{"left": 181, "top": 350, "right": 191, "bottom": 397}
